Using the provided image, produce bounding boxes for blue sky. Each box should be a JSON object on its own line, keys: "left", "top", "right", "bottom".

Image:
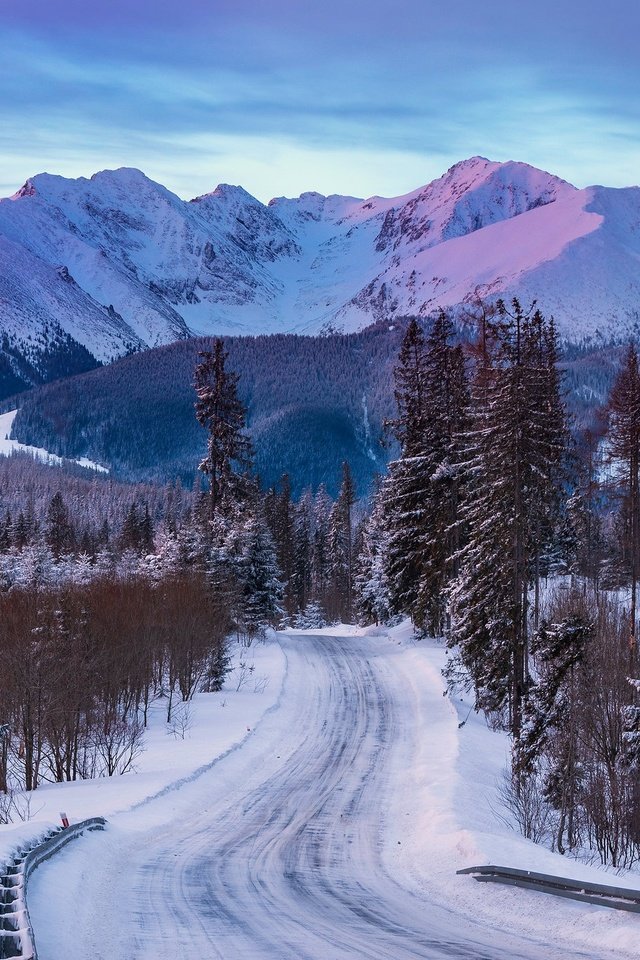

{"left": 1, "top": 0, "right": 638, "bottom": 201}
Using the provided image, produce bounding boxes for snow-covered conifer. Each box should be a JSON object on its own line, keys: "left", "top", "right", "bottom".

{"left": 194, "top": 340, "right": 253, "bottom": 521}
{"left": 449, "top": 300, "right": 568, "bottom": 738}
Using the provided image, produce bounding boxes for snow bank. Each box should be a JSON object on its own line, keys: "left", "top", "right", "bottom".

{"left": 374, "top": 620, "right": 639, "bottom": 959}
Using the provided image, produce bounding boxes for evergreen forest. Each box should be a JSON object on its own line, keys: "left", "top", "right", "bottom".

{"left": 0, "top": 308, "right": 639, "bottom": 870}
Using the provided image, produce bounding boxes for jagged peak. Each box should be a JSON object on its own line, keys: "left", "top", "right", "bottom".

{"left": 428, "top": 156, "right": 575, "bottom": 192}
{"left": 88, "top": 166, "right": 165, "bottom": 190}
{"left": 269, "top": 190, "right": 362, "bottom": 206}
{"left": 446, "top": 155, "right": 493, "bottom": 173}
{"left": 190, "top": 183, "right": 261, "bottom": 206}
{"left": 6, "top": 167, "right": 171, "bottom": 205}
{"left": 268, "top": 191, "right": 364, "bottom": 225}
{"left": 10, "top": 179, "right": 37, "bottom": 200}
{"left": 268, "top": 190, "right": 326, "bottom": 208}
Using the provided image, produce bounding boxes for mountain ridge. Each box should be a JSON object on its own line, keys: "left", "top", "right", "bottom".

{"left": 1, "top": 157, "right": 639, "bottom": 399}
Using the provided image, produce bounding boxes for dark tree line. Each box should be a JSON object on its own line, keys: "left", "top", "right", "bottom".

{"left": 8, "top": 323, "right": 403, "bottom": 495}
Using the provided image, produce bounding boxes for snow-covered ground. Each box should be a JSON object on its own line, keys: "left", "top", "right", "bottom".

{"left": 5, "top": 625, "right": 638, "bottom": 958}
{"left": 0, "top": 409, "right": 108, "bottom": 472}
{"left": 0, "top": 636, "right": 286, "bottom": 868}
{"left": 377, "top": 621, "right": 639, "bottom": 957}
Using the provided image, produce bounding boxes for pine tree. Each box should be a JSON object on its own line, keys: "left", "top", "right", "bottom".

{"left": 194, "top": 340, "right": 253, "bottom": 521}
{"left": 291, "top": 491, "right": 314, "bottom": 613}
{"left": 139, "top": 503, "right": 155, "bottom": 554}
{"left": 293, "top": 600, "right": 327, "bottom": 630}
{"left": 606, "top": 342, "right": 640, "bottom": 664}
{"left": 311, "top": 485, "right": 332, "bottom": 607}
{"left": 382, "top": 313, "right": 468, "bottom": 634}
{"left": 328, "top": 462, "right": 356, "bottom": 622}
{"left": 566, "top": 428, "right": 606, "bottom": 586}
{"left": 0, "top": 510, "right": 12, "bottom": 552}
{"left": 449, "top": 300, "right": 568, "bottom": 738}
{"left": 516, "top": 600, "right": 591, "bottom": 853}
{"left": 526, "top": 312, "right": 568, "bottom": 627}
{"left": 355, "top": 482, "right": 391, "bottom": 625}
{"left": 237, "top": 513, "right": 283, "bottom": 641}
{"left": 45, "top": 492, "right": 75, "bottom": 559}
{"left": 268, "top": 475, "right": 296, "bottom": 614}
{"left": 383, "top": 319, "right": 430, "bottom": 620}
{"left": 415, "top": 310, "right": 468, "bottom": 633}
{"left": 120, "top": 503, "right": 141, "bottom": 551}
{"left": 12, "top": 513, "right": 30, "bottom": 550}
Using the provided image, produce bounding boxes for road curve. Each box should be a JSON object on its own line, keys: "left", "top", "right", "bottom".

{"left": 30, "top": 633, "right": 603, "bottom": 960}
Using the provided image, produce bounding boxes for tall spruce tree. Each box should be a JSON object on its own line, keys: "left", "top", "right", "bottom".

{"left": 382, "top": 314, "right": 468, "bottom": 634}
{"left": 415, "top": 310, "right": 468, "bottom": 633}
{"left": 328, "top": 462, "right": 356, "bottom": 622}
{"left": 383, "top": 319, "right": 430, "bottom": 621}
{"left": 291, "top": 491, "right": 314, "bottom": 613}
{"left": 194, "top": 340, "right": 253, "bottom": 521}
{"left": 237, "top": 512, "right": 283, "bottom": 641}
{"left": 566, "top": 428, "right": 606, "bottom": 586}
{"left": 274, "top": 475, "right": 296, "bottom": 614}
{"left": 355, "top": 481, "right": 391, "bottom": 626}
{"left": 45, "top": 492, "right": 75, "bottom": 559}
{"left": 606, "top": 342, "right": 640, "bottom": 665}
{"left": 449, "top": 299, "right": 567, "bottom": 738}
{"left": 311, "top": 485, "right": 332, "bottom": 608}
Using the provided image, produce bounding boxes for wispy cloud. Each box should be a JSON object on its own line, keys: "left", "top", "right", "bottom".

{"left": 1, "top": 0, "right": 639, "bottom": 199}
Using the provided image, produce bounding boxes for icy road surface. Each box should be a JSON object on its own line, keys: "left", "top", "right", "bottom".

{"left": 29, "top": 633, "right": 613, "bottom": 960}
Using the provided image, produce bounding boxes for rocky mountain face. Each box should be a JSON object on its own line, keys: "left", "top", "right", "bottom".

{"left": 1, "top": 156, "right": 639, "bottom": 398}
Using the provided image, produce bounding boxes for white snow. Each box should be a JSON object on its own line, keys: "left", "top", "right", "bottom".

{"left": 378, "top": 620, "right": 639, "bottom": 958}
{"left": 1, "top": 159, "right": 640, "bottom": 365}
{"left": 11, "top": 624, "right": 638, "bottom": 958}
{"left": 0, "top": 410, "right": 108, "bottom": 472}
{"left": 0, "top": 636, "right": 286, "bottom": 870}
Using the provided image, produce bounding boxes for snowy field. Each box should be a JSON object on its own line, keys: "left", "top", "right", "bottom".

{"left": 2, "top": 624, "right": 638, "bottom": 958}
{"left": 0, "top": 409, "right": 108, "bottom": 472}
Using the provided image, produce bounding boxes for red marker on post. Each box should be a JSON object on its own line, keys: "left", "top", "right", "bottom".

{"left": 60, "top": 812, "right": 69, "bottom": 828}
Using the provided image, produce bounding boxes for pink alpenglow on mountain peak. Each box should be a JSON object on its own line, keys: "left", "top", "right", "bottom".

{"left": 0, "top": 158, "right": 638, "bottom": 367}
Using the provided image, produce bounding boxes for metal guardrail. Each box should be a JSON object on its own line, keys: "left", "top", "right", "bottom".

{"left": 457, "top": 864, "right": 640, "bottom": 913}
{"left": 0, "top": 817, "right": 107, "bottom": 959}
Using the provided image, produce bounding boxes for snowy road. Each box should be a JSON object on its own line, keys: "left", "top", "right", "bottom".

{"left": 29, "top": 634, "right": 613, "bottom": 959}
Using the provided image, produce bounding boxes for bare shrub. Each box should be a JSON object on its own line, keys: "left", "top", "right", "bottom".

{"left": 0, "top": 789, "right": 42, "bottom": 825}
{"left": 92, "top": 709, "right": 145, "bottom": 777}
{"left": 495, "top": 767, "right": 552, "bottom": 845}
{"left": 235, "top": 660, "right": 255, "bottom": 692}
{"left": 167, "top": 702, "right": 192, "bottom": 740}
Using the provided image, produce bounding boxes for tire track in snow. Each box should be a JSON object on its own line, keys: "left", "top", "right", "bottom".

{"left": 30, "top": 634, "right": 605, "bottom": 960}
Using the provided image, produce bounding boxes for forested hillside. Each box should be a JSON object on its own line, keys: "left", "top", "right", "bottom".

{"left": 3, "top": 318, "right": 623, "bottom": 497}
{"left": 6, "top": 322, "right": 404, "bottom": 496}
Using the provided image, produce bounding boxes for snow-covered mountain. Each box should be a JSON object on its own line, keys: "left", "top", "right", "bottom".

{"left": 1, "top": 156, "right": 639, "bottom": 393}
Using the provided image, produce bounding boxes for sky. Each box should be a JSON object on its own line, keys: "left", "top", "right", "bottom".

{"left": 1, "top": 0, "right": 639, "bottom": 203}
